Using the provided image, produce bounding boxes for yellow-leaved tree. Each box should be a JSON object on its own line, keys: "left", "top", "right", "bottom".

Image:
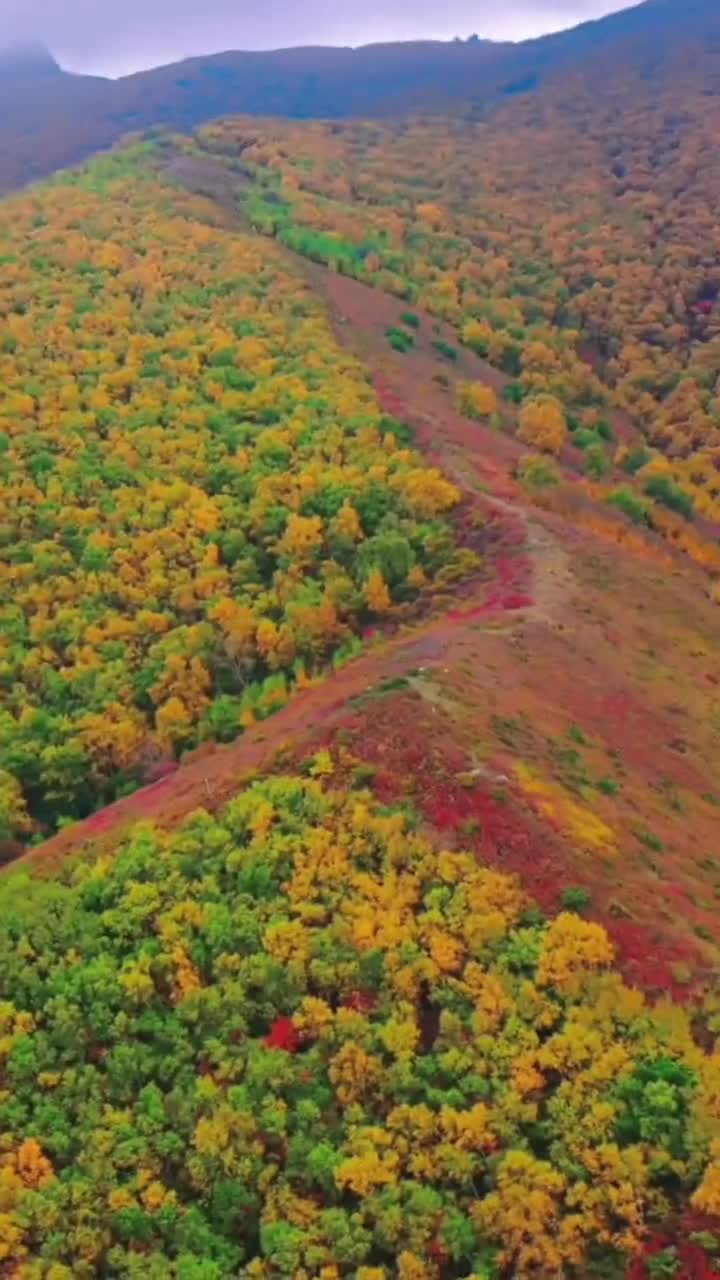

{"left": 365, "top": 568, "right": 391, "bottom": 614}
{"left": 456, "top": 381, "right": 499, "bottom": 420}
{"left": 517, "top": 396, "right": 568, "bottom": 454}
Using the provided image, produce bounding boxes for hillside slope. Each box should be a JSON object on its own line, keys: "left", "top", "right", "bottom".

{"left": 0, "top": 0, "right": 716, "bottom": 194}
{"left": 0, "top": 140, "right": 720, "bottom": 1276}
{"left": 1, "top": 8, "right": 720, "bottom": 1272}
{"left": 186, "top": 0, "right": 720, "bottom": 569}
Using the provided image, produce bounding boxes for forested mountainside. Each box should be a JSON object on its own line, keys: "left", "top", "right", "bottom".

{"left": 0, "top": 0, "right": 717, "bottom": 194}
{"left": 0, "top": 126, "right": 720, "bottom": 1277}
{"left": 190, "top": 5, "right": 720, "bottom": 567}
{"left": 0, "top": 146, "right": 469, "bottom": 840}
{"left": 2, "top": 1, "right": 720, "bottom": 1275}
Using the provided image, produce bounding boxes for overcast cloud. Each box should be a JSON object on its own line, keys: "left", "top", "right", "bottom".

{"left": 1, "top": 0, "right": 636, "bottom": 77}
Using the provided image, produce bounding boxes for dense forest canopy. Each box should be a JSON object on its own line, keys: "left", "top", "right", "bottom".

{"left": 0, "top": 147, "right": 470, "bottom": 840}
{"left": 2, "top": 769, "right": 720, "bottom": 1277}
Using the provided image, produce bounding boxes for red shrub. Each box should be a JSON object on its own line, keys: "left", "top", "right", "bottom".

{"left": 265, "top": 1017, "right": 301, "bottom": 1053}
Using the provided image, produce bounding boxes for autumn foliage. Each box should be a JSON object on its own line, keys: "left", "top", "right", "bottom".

{"left": 517, "top": 397, "right": 568, "bottom": 455}
{"left": 0, "top": 34, "right": 719, "bottom": 1277}
{"left": 0, "top": 147, "right": 470, "bottom": 838}
{"left": 196, "top": 73, "right": 720, "bottom": 553}
{"left": 0, "top": 770, "right": 719, "bottom": 1276}
{"left": 455, "top": 380, "right": 499, "bottom": 421}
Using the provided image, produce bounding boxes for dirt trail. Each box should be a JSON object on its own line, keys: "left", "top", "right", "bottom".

{"left": 321, "top": 269, "right": 573, "bottom": 627}
{"left": 20, "top": 600, "right": 521, "bottom": 873}
{"left": 21, "top": 495, "right": 554, "bottom": 873}
{"left": 17, "top": 272, "right": 568, "bottom": 874}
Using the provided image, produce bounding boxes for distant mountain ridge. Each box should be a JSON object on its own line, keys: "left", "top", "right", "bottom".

{"left": 0, "top": 40, "right": 62, "bottom": 77}
{"left": 0, "top": 0, "right": 716, "bottom": 195}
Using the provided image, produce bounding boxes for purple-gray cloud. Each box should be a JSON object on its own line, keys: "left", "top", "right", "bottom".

{"left": 1, "top": 0, "right": 636, "bottom": 77}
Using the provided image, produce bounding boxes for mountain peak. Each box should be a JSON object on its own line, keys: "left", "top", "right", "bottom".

{"left": 0, "top": 41, "right": 61, "bottom": 78}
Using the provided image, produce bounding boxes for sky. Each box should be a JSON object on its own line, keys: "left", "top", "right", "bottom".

{"left": 2, "top": 0, "right": 635, "bottom": 78}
